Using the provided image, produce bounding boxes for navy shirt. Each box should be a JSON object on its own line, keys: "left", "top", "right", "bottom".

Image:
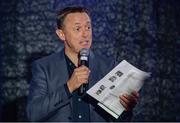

{"left": 64, "top": 54, "right": 90, "bottom": 122}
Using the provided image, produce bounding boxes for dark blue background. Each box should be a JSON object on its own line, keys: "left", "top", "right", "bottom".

{"left": 0, "top": 0, "right": 179, "bottom": 121}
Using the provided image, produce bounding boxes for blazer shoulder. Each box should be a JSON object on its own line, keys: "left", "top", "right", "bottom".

{"left": 32, "top": 51, "right": 63, "bottom": 67}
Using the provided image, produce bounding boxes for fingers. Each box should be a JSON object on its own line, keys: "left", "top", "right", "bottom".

{"left": 119, "top": 92, "right": 139, "bottom": 111}
{"left": 120, "top": 95, "right": 130, "bottom": 110}
{"left": 131, "top": 91, "right": 139, "bottom": 99}
{"left": 77, "top": 74, "right": 89, "bottom": 83}
{"left": 75, "top": 65, "right": 90, "bottom": 73}
{"left": 75, "top": 69, "right": 90, "bottom": 77}
{"left": 67, "top": 66, "right": 91, "bottom": 92}
{"left": 74, "top": 66, "right": 91, "bottom": 83}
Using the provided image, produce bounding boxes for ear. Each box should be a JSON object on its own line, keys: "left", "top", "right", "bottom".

{"left": 56, "top": 29, "right": 65, "bottom": 41}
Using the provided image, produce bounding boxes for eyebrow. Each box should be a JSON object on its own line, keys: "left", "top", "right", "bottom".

{"left": 74, "top": 21, "right": 91, "bottom": 25}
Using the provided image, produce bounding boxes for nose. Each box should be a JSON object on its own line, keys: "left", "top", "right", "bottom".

{"left": 82, "top": 29, "right": 88, "bottom": 38}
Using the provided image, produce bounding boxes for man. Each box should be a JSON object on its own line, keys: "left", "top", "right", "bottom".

{"left": 27, "top": 6, "right": 139, "bottom": 122}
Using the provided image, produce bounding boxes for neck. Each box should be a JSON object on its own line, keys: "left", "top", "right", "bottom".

{"left": 65, "top": 48, "right": 79, "bottom": 66}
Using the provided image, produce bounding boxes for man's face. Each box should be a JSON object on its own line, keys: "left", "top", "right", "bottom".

{"left": 58, "top": 12, "right": 92, "bottom": 54}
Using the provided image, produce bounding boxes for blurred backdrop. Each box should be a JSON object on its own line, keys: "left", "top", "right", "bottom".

{"left": 0, "top": 0, "right": 179, "bottom": 121}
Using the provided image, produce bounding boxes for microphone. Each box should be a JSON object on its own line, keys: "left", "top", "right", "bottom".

{"left": 78, "top": 48, "right": 90, "bottom": 96}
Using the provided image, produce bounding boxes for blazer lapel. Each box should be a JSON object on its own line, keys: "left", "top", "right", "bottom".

{"left": 88, "top": 50, "right": 99, "bottom": 88}
{"left": 56, "top": 49, "right": 69, "bottom": 85}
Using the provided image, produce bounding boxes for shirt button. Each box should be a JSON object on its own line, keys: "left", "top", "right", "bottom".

{"left": 68, "top": 116, "right": 72, "bottom": 120}
{"left": 78, "top": 115, "right": 82, "bottom": 119}
{"left": 78, "top": 98, "right": 81, "bottom": 102}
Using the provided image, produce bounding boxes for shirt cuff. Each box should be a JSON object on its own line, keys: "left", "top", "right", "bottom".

{"left": 64, "top": 83, "right": 72, "bottom": 98}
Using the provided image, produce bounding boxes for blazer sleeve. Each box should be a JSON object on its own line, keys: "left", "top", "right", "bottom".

{"left": 26, "top": 61, "right": 71, "bottom": 121}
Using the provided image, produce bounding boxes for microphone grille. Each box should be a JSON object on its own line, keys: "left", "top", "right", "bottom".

{"left": 80, "top": 48, "right": 89, "bottom": 56}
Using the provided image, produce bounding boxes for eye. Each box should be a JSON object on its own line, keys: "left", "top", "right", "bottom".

{"left": 76, "top": 27, "right": 80, "bottom": 31}
{"left": 86, "top": 25, "right": 91, "bottom": 30}
{"left": 74, "top": 26, "right": 81, "bottom": 32}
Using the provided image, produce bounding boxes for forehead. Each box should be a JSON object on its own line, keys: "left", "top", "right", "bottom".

{"left": 64, "top": 12, "right": 91, "bottom": 25}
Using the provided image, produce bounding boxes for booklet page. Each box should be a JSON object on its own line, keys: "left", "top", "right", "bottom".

{"left": 87, "top": 60, "right": 151, "bottom": 119}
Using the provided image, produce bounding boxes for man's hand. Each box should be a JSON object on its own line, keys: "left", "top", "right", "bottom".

{"left": 119, "top": 91, "right": 139, "bottom": 111}
{"left": 67, "top": 65, "right": 91, "bottom": 93}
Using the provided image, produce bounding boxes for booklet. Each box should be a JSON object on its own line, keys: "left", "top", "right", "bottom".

{"left": 87, "top": 60, "right": 151, "bottom": 119}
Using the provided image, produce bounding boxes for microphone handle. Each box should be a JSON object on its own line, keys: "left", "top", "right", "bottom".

{"left": 79, "top": 84, "right": 87, "bottom": 96}
{"left": 78, "top": 60, "right": 88, "bottom": 96}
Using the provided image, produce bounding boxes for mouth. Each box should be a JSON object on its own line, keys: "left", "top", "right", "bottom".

{"left": 80, "top": 40, "right": 89, "bottom": 47}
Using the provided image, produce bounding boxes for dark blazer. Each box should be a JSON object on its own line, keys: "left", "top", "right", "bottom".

{"left": 26, "top": 49, "right": 132, "bottom": 122}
